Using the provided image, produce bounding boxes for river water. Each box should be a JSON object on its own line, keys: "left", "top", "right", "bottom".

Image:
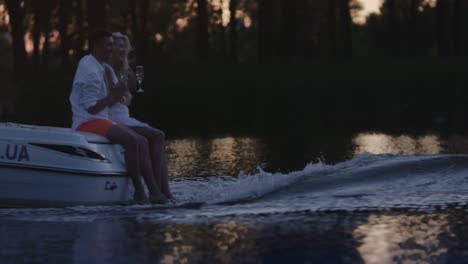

{"left": 2, "top": 132, "right": 468, "bottom": 263}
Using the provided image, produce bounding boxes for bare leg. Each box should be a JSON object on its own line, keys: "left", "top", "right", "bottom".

{"left": 131, "top": 126, "right": 173, "bottom": 199}
{"left": 134, "top": 133, "right": 168, "bottom": 204}
{"left": 107, "top": 125, "right": 147, "bottom": 204}
{"left": 160, "top": 151, "right": 172, "bottom": 199}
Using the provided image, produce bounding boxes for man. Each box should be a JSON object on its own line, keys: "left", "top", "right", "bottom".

{"left": 69, "top": 29, "right": 167, "bottom": 204}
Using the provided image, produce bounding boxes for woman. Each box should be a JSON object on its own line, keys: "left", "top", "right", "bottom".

{"left": 104, "top": 32, "right": 173, "bottom": 200}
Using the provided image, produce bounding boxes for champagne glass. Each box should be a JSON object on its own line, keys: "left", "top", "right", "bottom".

{"left": 135, "top": 65, "right": 144, "bottom": 93}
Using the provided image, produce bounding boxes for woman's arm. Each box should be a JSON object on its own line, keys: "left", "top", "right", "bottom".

{"left": 121, "top": 68, "right": 137, "bottom": 106}
{"left": 122, "top": 91, "right": 133, "bottom": 106}
{"left": 127, "top": 68, "right": 138, "bottom": 93}
{"left": 104, "top": 66, "right": 115, "bottom": 91}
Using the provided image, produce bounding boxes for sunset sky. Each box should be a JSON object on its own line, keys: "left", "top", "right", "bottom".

{"left": 356, "top": 0, "right": 437, "bottom": 24}
{"left": 360, "top": 0, "right": 384, "bottom": 15}
{"left": 355, "top": 0, "right": 383, "bottom": 24}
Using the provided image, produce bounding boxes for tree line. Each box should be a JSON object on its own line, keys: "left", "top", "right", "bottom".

{"left": 1, "top": 0, "right": 467, "bottom": 80}
{"left": 1, "top": 0, "right": 468, "bottom": 134}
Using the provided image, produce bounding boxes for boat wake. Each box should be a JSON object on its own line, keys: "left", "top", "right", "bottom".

{"left": 3, "top": 153, "right": 468, "bottom": 222}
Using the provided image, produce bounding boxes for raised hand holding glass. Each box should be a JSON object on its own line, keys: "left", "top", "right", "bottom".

{"left": 135, "top": 65, "right": 144, "bottom": 93}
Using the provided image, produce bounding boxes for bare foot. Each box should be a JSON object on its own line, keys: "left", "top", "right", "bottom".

{"left": 164, "top": 192, "right": 174, "bottom": 200}
{"left": 133, "top": 191, "right": 149, "bottom": 205}
{"left": 149, "top": 192, "right": 168, "bottom": 204}
{"left": 166, "top": 196, "right": 177, "bottom": 204}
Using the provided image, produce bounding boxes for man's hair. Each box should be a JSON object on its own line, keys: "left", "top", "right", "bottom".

{"left": 88, "top": 29, "right": 112, "bottom": 51}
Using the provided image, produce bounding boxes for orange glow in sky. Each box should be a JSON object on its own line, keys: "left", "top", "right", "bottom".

{"left": 360, "top": 0, "right": 384, "bottom": 14}
{"left": 355, "top": 0, "right": 383, "bottom": 24}
{"left": 356, "top": 0, "right": 437, "bottom": 24}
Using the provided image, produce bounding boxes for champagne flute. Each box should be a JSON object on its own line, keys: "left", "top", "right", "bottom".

{"left": 135, "top": 65, "right": 144, "bottom": 93}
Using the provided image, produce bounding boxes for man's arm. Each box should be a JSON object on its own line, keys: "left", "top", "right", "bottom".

{"left": 88, "top": 83, "right": 128, "bottom": 114}
{"left": 87, "top": 95, "right": 118, "bottom": 114}
{"left": 80, "top": 72, "right": 124, "bottom": 114}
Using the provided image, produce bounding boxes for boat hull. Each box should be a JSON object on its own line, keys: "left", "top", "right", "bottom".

{"left": 0, "top": 122, "right": 134, "bottom": 207}
{"left": 0, "top": 166, "right": 131, "bottom": 207}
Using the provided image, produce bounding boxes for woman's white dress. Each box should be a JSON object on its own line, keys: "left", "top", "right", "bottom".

{"left": 105, "top": 64, "right": 150, "bottom": 128}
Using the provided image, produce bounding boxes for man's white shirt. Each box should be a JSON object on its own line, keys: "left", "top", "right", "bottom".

{"left": 69, "top": 55, "right": 110, "bottom": 129}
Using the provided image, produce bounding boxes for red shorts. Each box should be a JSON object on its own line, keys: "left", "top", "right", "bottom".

{"left": 76, "top": 119, "right": 121, "bottom": 136}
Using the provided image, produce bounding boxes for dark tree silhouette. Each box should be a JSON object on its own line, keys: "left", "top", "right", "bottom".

{"left": 280, "top": 0, "right": 296, "bottom": 62}
{"left": 453, "top": 0, "right": 462, "bottom": 56}
{"left": 228, "top": 0, "right": 237, "bottom": 63}
{"left": 436, "top": 0, "right": 451, "bottom": 56}
{"left": 257, "top": 0, "right": 274, "bottom": 63}
{"left": 196, "top": 0, "right": 209, "bottom": 62}
{"left": 87, "top": 0, "right": 106, "bottom": 31}
{"left": 129, "top": 0, "right": 138, "bottom": 53}
{"left": 59, "top": 0, "right": 72, "bottom": 69}
{"left": 408, "top": 0, "right": 419, "bottom": 56}
{"left": 293, "top": 0, "right": 309, "bottom": 62}
{"left": 129, "top": 0, "right": 149, "bottom": 64}
{"left": 339, "top": 0, "right": 352, "bottom": 58}
{"left": 32, "top": 0, "right": 43, "bottom": 70}
{"left": 140, "top": 0, "right": 149, "bottom": 64}
{"left": 41, "top": 0, "right": 52, "bottom": 67}
{"left": 75, "top": 0, "right": 86, "bottom": 59}
{"left": 5, "top": 0, "right": 28, "bottom": 78}
{"left": 386, "top": 0, "right": 399, "bottom": 56}
{"left": 328, "top": 0, "right": 337, "bottom": 58}
{"left": 326, "top": 0, "right": 353, "bottom": 59}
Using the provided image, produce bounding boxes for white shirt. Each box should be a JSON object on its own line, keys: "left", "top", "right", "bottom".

{"left": 104, "top": 64, "right": 149, "bottom": 128}
{"left": 69, "top": 55, "right": 110, "bottom": 129}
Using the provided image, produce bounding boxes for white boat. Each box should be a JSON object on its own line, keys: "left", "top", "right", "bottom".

{"left": 0, "top": 123, "right": 132, "bottom": 207}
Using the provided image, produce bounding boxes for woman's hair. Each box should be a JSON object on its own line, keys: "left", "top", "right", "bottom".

{"left": 111, "top": 32, "right": 132, "bottom": 73}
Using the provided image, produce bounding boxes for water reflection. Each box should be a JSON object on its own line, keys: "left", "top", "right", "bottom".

{"left": 123, "top": 220, "right": 258, "bottom": 264}
{"left": 353, "top": 133, "right": 442, "bottom": 156}
{"left": 213, "top": 220, "right": 253, "bottom": 259}
{"left": 209, "top": 137, "right": 237, "bottom": 173}
{"left": 3, "top": 211, "right": 468, "bottom": 264}
{"left": 167, "top": 137, "right": 265, "bottom": 177}
{"left": 167, "top": 138, "right": 203, "bottom": 178}
{"left": 353, "top": 214, "right": 449, "bottom": 264}
{"left": 167, "top": 133, "right": 454, "bottom": 178}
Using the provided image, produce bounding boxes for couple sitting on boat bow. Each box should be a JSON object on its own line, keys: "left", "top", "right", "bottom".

{"left": 69, "top": 29, "right": 172, "bottom": 204}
